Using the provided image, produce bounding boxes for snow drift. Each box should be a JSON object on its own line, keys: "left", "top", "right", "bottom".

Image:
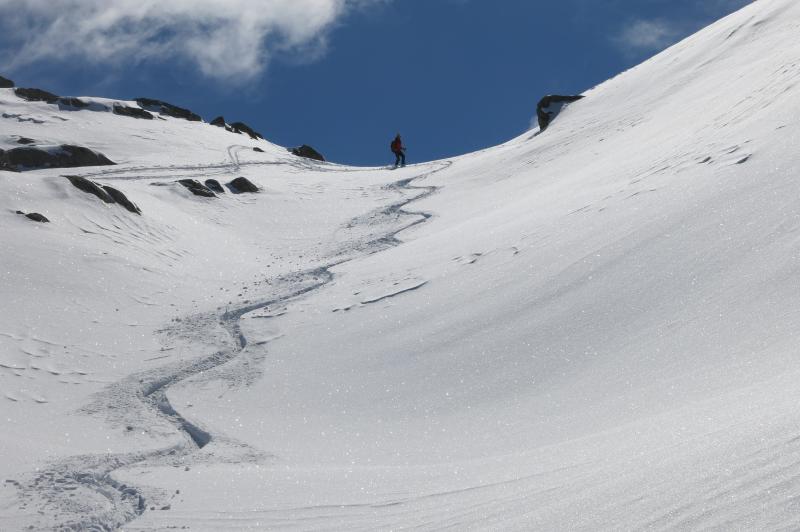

{"left": 2, "top": 1, "right": 800, "bottom": 529}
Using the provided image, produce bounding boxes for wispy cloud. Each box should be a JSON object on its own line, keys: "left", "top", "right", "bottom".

{"left": 0, "top": 0, "right": 386, "bottom": 82}
{"left": 614, "top": 18, "right": 683, "bottom": 54}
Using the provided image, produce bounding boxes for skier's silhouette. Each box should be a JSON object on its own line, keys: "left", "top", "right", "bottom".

{"left": 391, "top": 134, "right": 406, "bottom": 168}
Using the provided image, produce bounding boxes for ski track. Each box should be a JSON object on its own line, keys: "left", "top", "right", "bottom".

{"left": 72, "top": 145, "right": 399, "bottom": 183}
{"left": 13, "top": 157, "right": 450, "bottom": 531}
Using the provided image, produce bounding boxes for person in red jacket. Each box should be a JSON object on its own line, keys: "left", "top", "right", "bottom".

{"left": 391, "top": 133, "right": 406, "bottom": 168}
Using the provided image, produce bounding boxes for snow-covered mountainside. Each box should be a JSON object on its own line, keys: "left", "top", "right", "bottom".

{"left": 2, "top": 1, "right": 800, "bottom": 529}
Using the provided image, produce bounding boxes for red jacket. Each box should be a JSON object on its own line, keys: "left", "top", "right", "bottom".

{"left": 391, "top": 137, "right": 403, "bottom": 153}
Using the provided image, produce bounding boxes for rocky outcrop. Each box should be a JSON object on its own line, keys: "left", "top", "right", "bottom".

{"left": 65, "top": 175, "right": 115, "bottom": 203}
{"left": 15, "top": 87, "right": 60, "bottom": 104}
{"left": 204, "top": 179, "right": 225, "bottom": 193}
{"left": 0, "top": 75, "right": 14, "bottom": 88}
{"left": 229, "top": 122, "right": 263, "bottom": 140}
{"left": 253, "top": 147, "right": 264, "bottom": 153}
{"left": 59, "top": 97, "right": 89, "bottom": 109}
{"left": 14, "top": 87, "right": 89, "bottom": 109}
{"left": 227, "top": 177, "right": 259, "bottom": 193}
{"left": 178, "top": 179, "right": 216, "bottom": 198}
{"left": 16, "top": 137, "right": 35, "bottom": 145}
{"left": 102, "top": 185, "right": 141, "bottom": 214}
{"left": 536, "top": 94, "right": 584, "bottom": 131}
{"left": 113, "top": 104, "right": 154, "bottom": 120}
{"left": 65, "top": 176, "right": 141, "bottom": 214}
{"left": 1, "top": 145, "right": 115, "bottom": 171}
{"left": 210, "top": 116, "right": 226, "bottom": 128}
{"left": 289, "top": 145, "right": 325, "bottom": 162}
{"left": 16, "top": 211, "right": 49, "bottom": 223}
{"left": 136, "top": 98, "right": 202, "bottom": 122}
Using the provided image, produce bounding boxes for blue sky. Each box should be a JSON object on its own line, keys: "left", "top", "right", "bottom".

{"left": 0, "top": 0, "right": 751, "bottom": 166}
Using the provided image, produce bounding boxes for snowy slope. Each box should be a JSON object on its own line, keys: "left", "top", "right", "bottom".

{"left": 3, "top": 0, "right": 800, "bottom": 529}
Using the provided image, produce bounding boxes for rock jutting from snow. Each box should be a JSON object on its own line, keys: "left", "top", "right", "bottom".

{"left": 136, "top": 98, "right": 202, "bottom": 122}
{"left": 210, "top": 116, "right": 226, "bottom": 128}
{"left": 14, "top": 87, "right": 60, "bottom": 104}
{"left": 227, "top": 177, "right": 259, "bottom": 194}
{"left": 253, "top": 147, "right": 264, "bottom": 153}
{"left": 289, "top": 145, "right": 325, "bottom": 162}
{"left": 0, "top": 75, "right": 14, "bottom": 88}
{"left": 113, "top": 105, "right": 154, "bottom": 120}
{"left": 65, "top": 176, "right": 142, "bottom": 214}
{"left": 16, "top": 137, "right": 35, "bottom": 145}
{"left": 15, "top": 211, "right": 49, "bottom": 223}
{"left": 0, "top": 145, "right": 115, "bottom": 171}
{"left": 229, "top": 122, "right": 263, "bottom": 140}
{"left": 536, "top": 94, "right": 584, "bottom": 131}
{"left": 58, "top": 97, "right": 89, "bottom": 109}
{"left": 64, "top": 175, "right": 115, "bottom": 203}
{"left": 204, "top": 179, "right": 225, "bottom": 193}
{"left": 102, "top": 185, "right": 142, "bottom": 215}
{"left": 178, "top": 179, "right": 217, "bottom": 198}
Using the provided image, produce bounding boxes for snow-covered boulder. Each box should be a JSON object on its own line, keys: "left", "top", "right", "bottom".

{"left": 15, "top": 211, "right": 49, "bottom": 223}
{"left": 1, "top": 145, "right": 115, "bottom": 171}
{"left": 113, "top": 104, "right": 154, "bottom": 120}
{"left": 15, "top": 87, "right": 59, "bottom": 104}
{"left": 289, "top": 144, "right": 325, "bottom": 162}
{"left": 229, "top": 121, "right": 263, "bottom": 140}
{"left": 64, "top": 175, "right": 115, "bottom": 203}
{"left": 204, "top": 179, "right": 225, "bottom": 193}
{"left": 536, "top": 94, "right": 584, "bottom": 131}
{"left": 58, "top": 97, "right": 89, "bottom": 109}
{"left": 178, "top": 179, "right": 217, "bottom": 197}
{"left": 227, "top": 177, "right": 259, "bottom": 193}
{"left": 135, "top": 98, "right": 202, "bottom": 122}
{"left": 102, "top": 185, "right": 141, "bottom": 215}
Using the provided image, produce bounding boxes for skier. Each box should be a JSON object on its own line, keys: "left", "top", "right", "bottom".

{"left": 391, "top": 133, "right": 406, "bottom": 168}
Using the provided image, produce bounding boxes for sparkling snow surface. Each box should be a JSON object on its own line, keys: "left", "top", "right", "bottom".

{"left": 3, "top": 1, "right": 800, "bottom": 529}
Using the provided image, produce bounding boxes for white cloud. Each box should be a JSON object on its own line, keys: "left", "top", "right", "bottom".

{"left": 0, "top": 0, "right": 385, "bottom": 81}
{"left": 615, "top": 19, "right": 682, "bottom": 53}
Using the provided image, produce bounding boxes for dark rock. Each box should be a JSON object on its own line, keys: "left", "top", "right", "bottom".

{"left": 16, "top": 211, "right": 49, "bottom": 223}
{"left": 227, "top": 177, "right": 259, "bottom": 194}
{"left": 65, "top": 177, "right": 139, "bottom": 214}
{"left": 0, "top": 75, "right": 14, "bottom": 88}
{"left": 536, "top": 94, "right": 584, "bottom": 131}
{"left": 58, "top": 97, "right": 89, "bottom": 108}
{"left": 204, "top": 179, "right": 225, "bottom": 193}
{"left": 16, "top": 137, "right": 35, "bottom": 145}
{"left": 229, "top": 122, "right": 263, "bottom": 140}
{"left": 102, "top": 185, "right": 141, "bottom": 215}
{"left": 136, "top": 98, "right": 202, "bottom": 122}
{"left": 113, "top": 104, "right": 154, "bottom": 120}
{"left": 15, "top": 87, "right": 60, "bottom": 104}
{"left": 210, "top": 116, "right": 226, "bottom": 127}
{"left": 289, "top": 144, "right": 325, "bottom": 162}
{"left": 1, "top": 145, "right": 115, "bottom": 171}
{"left": 64, "top": 175, "right": 115, "bottom": 203}
{"left": 178, "top": 179, "right": 216, "bottom": 198}
{"left": 253, "top": 147, "right": 264, "bottom": 153}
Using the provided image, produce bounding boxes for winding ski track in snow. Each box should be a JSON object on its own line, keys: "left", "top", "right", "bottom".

{"left": 19, "top": 159, "right": 450, "bottom": 531}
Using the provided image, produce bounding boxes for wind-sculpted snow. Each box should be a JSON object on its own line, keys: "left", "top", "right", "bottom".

{"left": 1, "top": 146, "right": 446, "bottom": 529}
{"left": 5, "top": 1, "right": 800, "bottom": 530}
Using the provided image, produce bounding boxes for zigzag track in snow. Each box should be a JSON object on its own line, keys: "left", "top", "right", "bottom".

{"left": 16, "top": 159, "right": 451, "bottom": 530}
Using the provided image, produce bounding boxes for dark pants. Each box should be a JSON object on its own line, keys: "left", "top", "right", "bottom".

{"left": 393, "top": 150, "right": 405, "bottom": 167}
